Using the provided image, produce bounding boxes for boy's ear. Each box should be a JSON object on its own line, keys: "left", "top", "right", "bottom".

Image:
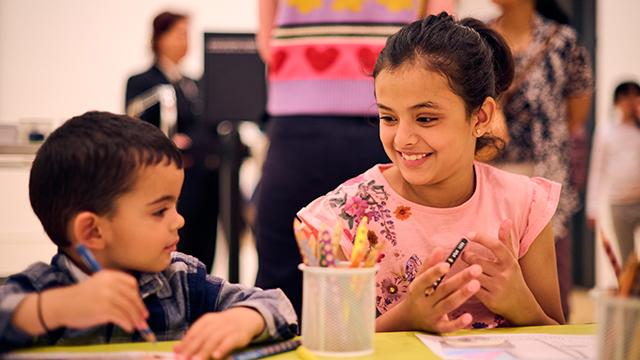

{"left": 472, "top": 97, "right": 497, "bottom": 136}
{"left": 70, "top": 211, "right": 106, "bottom": 250}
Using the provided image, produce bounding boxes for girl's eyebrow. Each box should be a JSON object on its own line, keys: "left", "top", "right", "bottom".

{"left": 377, "top": 101, "right": 440, "bottom": 111}
{"left": 410, "top": 101, "right": 440, "bottom": 110}
{"left": 146, "top": 195, "right": 176, "bottom": 206}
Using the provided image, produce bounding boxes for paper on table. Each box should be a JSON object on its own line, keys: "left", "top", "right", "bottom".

{"left": 1, "top": 342, "right": 176, "bottom": 360}
{"left": 416, "top": 332, "right": 596, "bottom": 360}
{"left": 2, "top": 352, "right": 174, "bottom": 359}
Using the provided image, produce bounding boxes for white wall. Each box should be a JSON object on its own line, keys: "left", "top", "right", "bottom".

{"left": 594, "top": 0, "right": 640, "bottom": 288}
{"left": 595, "top": 0, "right": 640, "bottom": 125}
{"left": 0, "top": 0, "right": 257, "bottom": 124}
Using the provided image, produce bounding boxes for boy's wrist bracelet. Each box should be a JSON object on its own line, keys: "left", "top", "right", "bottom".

{"left": 37, "top": 292, "right": 51, "bottom": 333}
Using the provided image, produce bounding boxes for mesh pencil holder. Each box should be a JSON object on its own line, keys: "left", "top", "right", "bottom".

{"left": 596, "top": 294, "right": 640, "bottom": 360}
{"left": 299, "top": 263, "right": 377, "bottom": 357}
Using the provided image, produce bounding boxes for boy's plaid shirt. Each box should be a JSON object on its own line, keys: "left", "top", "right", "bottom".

{"left": 0, "top": 252, "right": 298, "bottom": 351}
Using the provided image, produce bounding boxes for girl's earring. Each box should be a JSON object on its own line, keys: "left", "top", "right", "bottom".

{"left": 475, "top": 129, "right": 483, "bottom": 137}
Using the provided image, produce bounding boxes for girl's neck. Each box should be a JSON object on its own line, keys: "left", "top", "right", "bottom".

{"left": 394, "top": 164, "right": 476, "bottom": 208}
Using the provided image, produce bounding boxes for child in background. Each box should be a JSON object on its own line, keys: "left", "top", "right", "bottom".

{"left": 586, "top": 81, "right": 640, "bottom": 262}
{"left": 0, "top": 112, "right": 297, "bottom": 358}
{"left": 297, "top": 13, "right": 565, "bottom": 333}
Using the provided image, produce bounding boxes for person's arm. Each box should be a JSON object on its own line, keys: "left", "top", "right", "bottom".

{"left": 215, "top": 280, "right": 298, "bottom": 341}
{"left": 2, "top": 270, "right": 149, "bottom": 350}
{"left": 517, "top": 222, "right": 565, "bottom": 325}
{"left": 463, "top": 220, "right": 563, "bottom": 326}
{"left": 567, "top": 93, "right": 593, "bottom": 135}
{"left": 257, "top": 0, "right": 278, "bottom": 64}
{"left": 173, "top": 260, "right": 297, "bottom": 360}
{"left": 585, "top": 126, "right": 606, "bottom": 228}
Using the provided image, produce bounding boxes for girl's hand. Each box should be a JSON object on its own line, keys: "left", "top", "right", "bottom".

{"left": 379, "top": 248, "right": 482, "bottom": 333}
{"left": 174, "top": 307, "right": 265, "bottom": 360}
{"left": 462, "top": 219, "right": 540, "bottom": 324}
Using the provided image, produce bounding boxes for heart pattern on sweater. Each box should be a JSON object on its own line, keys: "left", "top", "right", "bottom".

{"left": 357, "top": 47, "right": 378, "bottom": 75}
{"left": 270, "top": 50, "right": 288, "bottom": 74}
{"left": 305, "top": 47, "right": 340, "bottom": 72}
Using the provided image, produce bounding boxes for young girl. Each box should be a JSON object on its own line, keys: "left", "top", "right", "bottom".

{"left": 297, "top": 12, "right": 565, "bottom": 333}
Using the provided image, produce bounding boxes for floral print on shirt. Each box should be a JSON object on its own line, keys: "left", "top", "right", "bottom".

{"left": 375, "top": 254, "right": 423, "bottom": 312}
{"left": 325, "top": 177, "right": 426, "bottom": 312}
{"left": 328, "top": 179, "right": 398, "bottom": 245}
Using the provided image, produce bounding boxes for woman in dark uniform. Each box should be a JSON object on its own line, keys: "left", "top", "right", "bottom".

{"left": 126, "top": 11, "right": 220, "bottom": 272}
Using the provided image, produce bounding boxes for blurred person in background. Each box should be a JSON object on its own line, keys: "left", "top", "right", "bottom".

{"left": 126, "top": 11, "right": 220, "bottom": 273}
{"left": 587, "top": 81, "right": 640, "bottom": 263}
{"left": 488, "top": 0, "right": 593, "bottom": 319}
{"left": 254, "top": 0, "right": 428, "bottom": 317}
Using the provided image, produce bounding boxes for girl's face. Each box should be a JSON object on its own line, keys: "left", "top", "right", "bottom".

{"left": 375, "top": 64, "right": 479, "bottom": 188}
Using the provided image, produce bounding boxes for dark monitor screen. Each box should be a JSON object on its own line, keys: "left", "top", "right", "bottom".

{"left": 203, "top": 33, "right": 266, "bottom": 122}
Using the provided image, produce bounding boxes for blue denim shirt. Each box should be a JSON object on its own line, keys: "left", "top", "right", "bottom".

{"left": 0, "top": 252, "right": 298, "bottom": 351}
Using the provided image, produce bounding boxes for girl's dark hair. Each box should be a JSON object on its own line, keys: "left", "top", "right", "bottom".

{"left": 536, "top": 0, "right": 570, "bottom": 25}
{"left": 29, "top": 111, "right": 184, "bottom": 247}
{"left": 151, "top": 11, "right": 187, "bottom": 56}
{"left": 613, "top": 81, "right": 640, "bottom": 104}
{"left": 373, "top": 12, "right": 514, "bottom": 159}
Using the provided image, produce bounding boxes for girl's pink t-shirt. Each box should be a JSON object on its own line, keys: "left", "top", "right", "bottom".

{"left": 297, "top": 161, "right": 560, "bottom": 328}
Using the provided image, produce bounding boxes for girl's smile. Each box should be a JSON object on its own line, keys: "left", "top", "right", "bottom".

{"left": 397, "top": 151, "right": 433, "bottom": 167}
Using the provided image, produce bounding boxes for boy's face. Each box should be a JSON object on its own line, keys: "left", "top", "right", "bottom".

{"left": 617, "top": 93, "right": 640, "bottom": 121}
{"left": 98, "top": 162, "right": 185, "bottom": 273}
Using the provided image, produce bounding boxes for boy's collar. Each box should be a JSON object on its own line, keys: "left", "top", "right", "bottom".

{"left": 58, "top": 254, "right": 91, "bottom": 283}
{"left": 52, "top": 252, "right": 174, "bottom": 300}
{"left": 139, "top": 272, "right": 173, "bottom": 299}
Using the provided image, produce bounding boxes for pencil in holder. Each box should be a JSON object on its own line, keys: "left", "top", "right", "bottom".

{"left": 596, "top": 294, "right": 640, "bottom": 360}
{"left": 299, "top": 263, "right": 377, "bottom": 357}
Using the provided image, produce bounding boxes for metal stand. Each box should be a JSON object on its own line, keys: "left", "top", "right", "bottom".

{"left": 217, "top": 120, "right": 242, "bottom": 283}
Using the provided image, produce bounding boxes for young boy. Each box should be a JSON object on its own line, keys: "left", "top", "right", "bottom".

{"left": 0, "top": 112, "right": 297, "bottom": 358}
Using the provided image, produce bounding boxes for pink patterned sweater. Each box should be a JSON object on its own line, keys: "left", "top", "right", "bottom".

{"left": 267, "top": 0, "right": 420, "bottom": 116}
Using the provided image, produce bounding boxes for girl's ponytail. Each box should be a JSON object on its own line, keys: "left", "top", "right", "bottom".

{"left": 461, "top": 18, "right": 514, "bottom": 97}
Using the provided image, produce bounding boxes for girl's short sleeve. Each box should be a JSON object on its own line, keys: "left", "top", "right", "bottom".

{"left": 297, "top": 196, "right": 339, "bottom": 232}
{"left": 297, "top": 195, "right": 355, "bottom": 258}
{"left": 518, "top": 177, "right": 562, "bottom": 257}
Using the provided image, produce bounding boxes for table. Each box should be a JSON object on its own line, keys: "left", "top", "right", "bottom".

{"left": 4, "top": 324, "right": 596, "bottom": 359}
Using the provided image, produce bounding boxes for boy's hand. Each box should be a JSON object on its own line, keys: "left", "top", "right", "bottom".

{"left": 47, "top": 270, "right": 149, "bottom": 333}
{"left": 174, "top": 307, "right": 266, "bottom": 360}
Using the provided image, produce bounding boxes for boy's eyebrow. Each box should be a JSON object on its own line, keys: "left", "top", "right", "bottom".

{"left": 147, "top": 195, "right": 176, "bottom": 206}
{"left": 377, "top": 101, "right": 440, "bottom": 111}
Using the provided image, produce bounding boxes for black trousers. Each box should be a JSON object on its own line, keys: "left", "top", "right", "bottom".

{"left": 254, "top": 115, "right": 388, "bottom": 318}
{"left": 177, "top": 161, "right": 220, "bottom": 273}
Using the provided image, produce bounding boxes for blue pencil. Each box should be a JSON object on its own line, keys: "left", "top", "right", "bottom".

{"left": 229, "top": 339, "right": 301, "bottom": 360}
{"left": 75, "top": 244, "right": 157, "bottom": 343}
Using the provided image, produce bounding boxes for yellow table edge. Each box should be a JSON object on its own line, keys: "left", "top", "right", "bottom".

{"left": 6, "top": 324, "right": 596, "bottom": 358}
